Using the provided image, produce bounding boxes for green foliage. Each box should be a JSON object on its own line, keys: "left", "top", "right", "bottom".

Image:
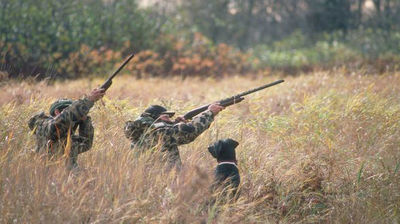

{"left": 0, "top": 0, "right": 157, "bottom": 78}
{"left": 251, "top": 32, "right": 359, "bottom": 69}
{"left": 344, "top": 29, "right": 400, "bottom": 59}
{"left": 251, "top": 29, "right": 400, "bottom": 71}
{"left": 1, "top": 0, "right": 400, "bottom": 78}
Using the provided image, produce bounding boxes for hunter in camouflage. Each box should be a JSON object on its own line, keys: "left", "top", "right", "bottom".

{"left": 124, "top": 104, "right": 224, "bottom": 168}
{"left": 28, "top": 88, "right": 105, "bottom": 169}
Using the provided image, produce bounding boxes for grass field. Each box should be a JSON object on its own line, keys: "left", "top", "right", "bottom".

{"left": 1, "top": 69, "right": 400, "bottom": 223}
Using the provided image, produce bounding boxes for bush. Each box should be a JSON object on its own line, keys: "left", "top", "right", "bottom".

{"left": 0, "top": 0, "right": 157, "bottom": 78}
{"left": 250, "top": 31, "right": 359, "bottom": 70}
{"left": 126, "top": 33, "right": 253, "bottom": 78}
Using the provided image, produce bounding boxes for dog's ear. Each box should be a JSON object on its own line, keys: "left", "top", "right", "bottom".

{"left": 208, "top": 140, "right": 223, "bottom": 159}
{"left": 224, "top": 138, "right": 239, "bottom": 149}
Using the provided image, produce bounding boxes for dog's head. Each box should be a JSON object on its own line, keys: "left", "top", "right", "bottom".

{"left": 208, "top": 138, "right": 239, "bottom": 162}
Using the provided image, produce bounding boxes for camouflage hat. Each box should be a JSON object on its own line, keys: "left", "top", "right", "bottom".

{"left": 49, "top": 99, "right": 73, "bottom": 116}
{"left": 142, "top": 105, "right": 175, "bottom": 120}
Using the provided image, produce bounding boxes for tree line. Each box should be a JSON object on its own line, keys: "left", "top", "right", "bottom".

{"left": 1, "top": 0, "right": 399, "bottom": 79}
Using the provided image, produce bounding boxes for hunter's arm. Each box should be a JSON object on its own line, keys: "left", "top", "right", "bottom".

{"left": 47, "top": 98, "right": 94, "bottom": 140}
{"left": 171, "top": 110, "right": 214, "bottom": 145}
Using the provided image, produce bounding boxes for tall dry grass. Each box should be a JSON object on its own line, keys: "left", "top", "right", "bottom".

{"left": 1, "top": 70, "right": 400, "bottom": 223}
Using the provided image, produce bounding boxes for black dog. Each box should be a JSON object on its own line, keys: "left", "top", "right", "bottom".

{"left": 208, "top": 138, "right": 240, "bottom": 195}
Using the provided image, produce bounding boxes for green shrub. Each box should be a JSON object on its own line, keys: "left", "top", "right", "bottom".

{"left": 0, "top": 0, "right": 157, "bottom": 78}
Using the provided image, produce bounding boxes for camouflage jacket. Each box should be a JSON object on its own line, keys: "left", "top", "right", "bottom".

{"left": 28, "top": 98, "right": 95, "bottom": 161}
{"left": 124, "top": 110, "right": 215, "bottom": 167}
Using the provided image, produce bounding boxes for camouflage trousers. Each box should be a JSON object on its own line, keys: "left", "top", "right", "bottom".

{"left": 131, "top": 144, "right": 182, "bottom": 171}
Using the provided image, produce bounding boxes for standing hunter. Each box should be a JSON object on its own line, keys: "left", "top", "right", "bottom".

{"left": 28, "top": 88, "right": 105, "bottom": 169}
{"left": 27, "top": 52, "right": 134, "bottom": 169}
{"left": 124, "top": 103, "right": 224, "bottom": 168}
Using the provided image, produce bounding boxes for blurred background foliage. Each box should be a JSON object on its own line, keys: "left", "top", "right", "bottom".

{"left": 1, "top": 0, "right": 400, "bottom": 79}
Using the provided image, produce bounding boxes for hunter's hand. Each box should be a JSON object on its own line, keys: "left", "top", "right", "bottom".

{"left": 208, "top": 103, "right": 225, "bottom": 116}
{"left": 87, "top": 88, "right": 105, "bottom": 102}
{"left": 174, "top": 116, "right": 187, "bottom": 123}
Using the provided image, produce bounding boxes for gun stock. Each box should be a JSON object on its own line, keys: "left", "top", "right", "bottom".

{"left": 182, "top": 80, "right": 284, "bottom": 120}
{"left": 183, "top": 105, "right": 209, "bottom": 120}
{"left": 100, "top": 53, "right": 135, "bottom": 91}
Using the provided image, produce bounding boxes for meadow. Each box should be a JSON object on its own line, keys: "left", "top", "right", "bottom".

{"left": 1, "top": 69, "right": 400, "bottom": 223}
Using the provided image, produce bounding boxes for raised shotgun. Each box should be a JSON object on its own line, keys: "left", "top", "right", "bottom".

{"left": 182, "top": 79, "right": 284, "bottom": 120}
{"left": 100, "top": 53, "right": 135, "bottom": 91}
